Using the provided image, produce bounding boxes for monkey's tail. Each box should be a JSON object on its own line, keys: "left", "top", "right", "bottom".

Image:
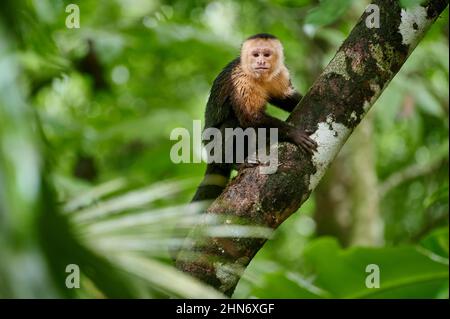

{"left": 191, "top": 163, "right": 232, "bottom": 202}
{"left": 171, "top": 164, "right": 231, "bottom": 264}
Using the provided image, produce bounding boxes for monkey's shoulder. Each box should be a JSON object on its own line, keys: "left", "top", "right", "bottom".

{"left": 205, "top": 58, "right": 241, "bottom": 128}
{"left": 210, "top": 57, "right": 241, "bottom": 98}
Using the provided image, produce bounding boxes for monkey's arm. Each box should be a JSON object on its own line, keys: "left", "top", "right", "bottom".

{"left": 239, "top": 111, "right": 317, "bottom": 154}
{"left": 268, "top": 91, "right": 302, "bottom": 112}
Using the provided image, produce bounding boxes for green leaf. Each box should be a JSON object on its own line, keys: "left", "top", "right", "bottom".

{"left": 251, "top": 271, "right": 331, "bottom": 298}
{"left": 420, "top": 227, "right": 449, "bottom": 259}
{"left": 250, "top": 238, "right": 448, "bottom": 298}
{"left": 305, "top": 0, "right": 354, "bottom": 27}
{"left": 302, "top": 238, "right": 448, "bottom": 298}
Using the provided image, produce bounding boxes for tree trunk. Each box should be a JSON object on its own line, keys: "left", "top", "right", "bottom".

{"left": 175, "top": 0, "right": 449, "bottom": 297}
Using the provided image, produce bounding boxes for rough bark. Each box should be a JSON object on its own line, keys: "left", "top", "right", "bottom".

{"left": 176, "top": 0, "right": 449, "bottom": 297}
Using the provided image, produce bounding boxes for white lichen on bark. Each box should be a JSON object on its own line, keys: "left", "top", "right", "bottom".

{"left": 398, "top": 6, "right": 429, "bottom": 47}
{"left": 309, "top": 116, "right": 351, "bottom": 191}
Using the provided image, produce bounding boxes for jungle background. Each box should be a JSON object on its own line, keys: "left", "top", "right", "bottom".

{"left": 0, "top": 0, "right": 448, "bottom": 298}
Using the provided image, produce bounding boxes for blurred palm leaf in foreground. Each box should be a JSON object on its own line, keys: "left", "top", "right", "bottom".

{"left": 0, "top": 14, "right": 226, "bottom": 298}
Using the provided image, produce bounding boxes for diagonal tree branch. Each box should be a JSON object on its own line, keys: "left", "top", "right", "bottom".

{"left": 176, "top": 0, "right": 449, "bottom": 297}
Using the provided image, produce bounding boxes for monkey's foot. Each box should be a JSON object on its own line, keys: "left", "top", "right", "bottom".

{"left": 237, "top": 158, "right": 280, "bottom": 171}
{"left": 236, "top": 161, "right": 259, "bottom": 171}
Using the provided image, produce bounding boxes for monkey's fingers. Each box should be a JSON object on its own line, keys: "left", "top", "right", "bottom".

{"left": 301, "top": 134, "right": 318, "bottom": 149}
{"left": 299, "top": 144, "right": 314, "bottom": 155}
{"left": 300, "top": 141, "right": 315, "bottom": 155}
{"left": 291, "top": 130, "right": 317, "bottom": 155}
{"left": 299, "top": 136, "right": 317, "bottom": 155}
{"left": 237, "top": 160, "right": 260, "bottom": 170}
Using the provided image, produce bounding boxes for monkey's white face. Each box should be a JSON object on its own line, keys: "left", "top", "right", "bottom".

{"left": 241, "top": 39, "right": 284, "bottom": 79}
{"left": 249, "top": 46, "right": 275, "bottom": 74}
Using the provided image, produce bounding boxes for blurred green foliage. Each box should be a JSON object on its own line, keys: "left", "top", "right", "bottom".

{"left": 240, "top": 229, "right": 449, "bottom": 298}
{"left": 0, "top": 0, "right": 448, "bottom": 298}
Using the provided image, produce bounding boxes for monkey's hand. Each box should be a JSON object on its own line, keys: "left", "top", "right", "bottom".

{"left": 245, "top": 114, "right": 318, "bottom": 155}
{"left": 289, "top": 129, "right": 318, "bottom": 155}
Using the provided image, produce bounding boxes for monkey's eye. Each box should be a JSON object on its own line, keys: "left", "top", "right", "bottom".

{"left": 263, "top": 53, "right": 271, "bottom": 57}
{"left": 252, "top": 53, "right": 259, "bottom": 57}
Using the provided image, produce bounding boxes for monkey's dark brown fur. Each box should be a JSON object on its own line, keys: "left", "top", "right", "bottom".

{"left": 192, "top": 34, "right": 317, "bottom": 202}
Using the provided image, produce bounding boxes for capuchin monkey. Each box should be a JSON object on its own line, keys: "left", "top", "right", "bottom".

{"left": 192, "top": 33, "right": 317, "bottom": 202}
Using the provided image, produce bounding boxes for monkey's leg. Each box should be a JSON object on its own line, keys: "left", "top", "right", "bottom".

{"left": 234, "top": 132, "right": 270, "bottom": 170}
{"left": 192, "top": 119, "right": 237, "bottom": 202}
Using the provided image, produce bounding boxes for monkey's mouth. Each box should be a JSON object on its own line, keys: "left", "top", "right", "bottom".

{"left": 254, "top": 67, "right": 269, "bottom": 71}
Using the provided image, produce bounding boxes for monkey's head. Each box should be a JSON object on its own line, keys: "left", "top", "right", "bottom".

{"left": 241, "top": 33, "right": 284, "bottom": 79}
